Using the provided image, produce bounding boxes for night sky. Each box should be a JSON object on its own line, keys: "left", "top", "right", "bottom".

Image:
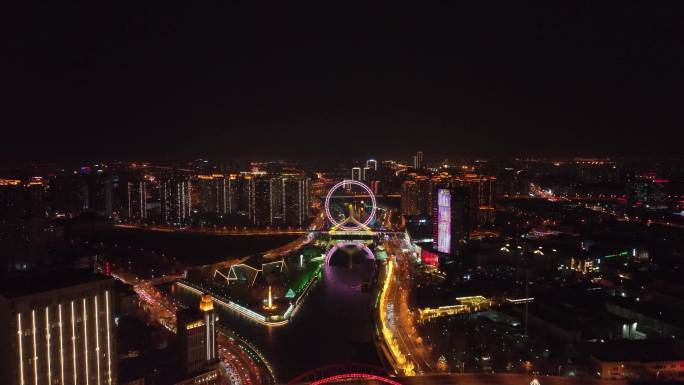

{"left": 4, "top": 2, "right": 684, "bottom": 163}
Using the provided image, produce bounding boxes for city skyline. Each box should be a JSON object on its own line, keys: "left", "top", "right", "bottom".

{"left": 2, "top": 152, "right": 684, "bottom": 384}
{"left": 3, "top": 3, "right": 684, "bottom": 385}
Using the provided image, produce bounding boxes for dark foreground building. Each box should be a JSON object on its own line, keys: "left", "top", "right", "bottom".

{"left": 175, "top": 294, "right": 219, "bottom": 385}
{"left": 0, "top": 270, "right": 117, "bottom": 385}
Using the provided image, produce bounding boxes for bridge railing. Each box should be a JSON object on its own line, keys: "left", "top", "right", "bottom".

{"left": 286, "top": 363, "right": 390, "bottom": 385}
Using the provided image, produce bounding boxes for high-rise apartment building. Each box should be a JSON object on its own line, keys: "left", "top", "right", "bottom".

{"left": 351, "top": 167, "right": 362, "bottom": 181}
{"left": 401, "top": 177, "right": 433, "bottom": 217}
{"left": 124, "top": 180, "right": 146, "bottom": 220}
{"left": 87, "top": 174, "right": 113, "bottom": 218}
{"left": 413, "top": 150, "right": 423, "bottom": 169}
{"left": 369, "top": 180, "right": 381, "bottom": 194}
{"left": 47, "top": 173, "right": 87, "bottom": 217}
{"left": 401, "top": 181, "right": 419, "bottom": 216}
{"left": 0, "top": 271, "right": 117, "bottom": 385}
{"left": 416, "top": 177, "right": 434, "bottom": 216}
{"left": 196, "top": 174, "right": 227, "bottom": 215}
{"left": 462, "top": 175, "right": 496, "bottom": 230}
{"left": 160, "top": 176, "right": 192, "bottom": 225}
{"left": 236, "top": 173, "right": 252, "bottom": 216}
{"left": 226, "top": 174, "right": 239, "bottom": 215}
{"left": 0, "top": 179, "right": 24, "bottom": 218}
{"left": 432, "top": 185, "right": 470, "bottom": 256}
{"left": 269, "top": 177, "right": 284, "bottom": 224}
{"left": 282, "top": 176, "right": 310, "bottom": 227}
{"left": 25, "top": 178, "right": 46, "bottom": 217}
{"left": 248, "top": 176, "right": 271, "bottom": 227}
{"left": 246, "top": 175, "right": 310, "bottom": 227}
{"left": 177, "top": 294, "right": 217, "bottom": 375}
{"left": 362, "top": 166, "right": 371, "bottom": 181}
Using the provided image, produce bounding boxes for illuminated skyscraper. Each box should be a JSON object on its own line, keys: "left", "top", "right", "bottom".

{"left": 248, "top": 176, "right": 271, "bottom": 226}
{"left": 236, "top": 173, "right": 252, "bottom": 215}
{"left": 416, "top": 177, "right": 434, "bottom": 216}
{"left": 351, "top": 167, "right": 362, "bottom": 181}
{"left": 177, "top": 294, "right": 217, "bottom": 375}
{"left": 366, "top": 159, "right": 378, "bottom": 171}
{"left": 124, "top": 180, "right": 147, "bottom": 220}
{"left": 282, "top": 176, "right": 310, "bottom": 227}
{"left": 196, "top": 174, "right": 227, "bottom": 215}
{"left": 401, "top": 177, "right": 433, "bottom": 217}
{"left": 226, "top": 174, "right": 239, "bottom": 214}
{"left": 369, "top": 180, "right": 380, "bottom": 194}
{"left": 0, "top": 179, "right": 23, "bottom": 218}
{"left": 362, "top": 166, "right": 371, "bottom": 181}
{"left": 413, "top": 150, "right": 423, "bottom": 169}
{"left": 47, "top": 173, "right": 87, "bottom": 217}
{"left": 401, "top": 181, "right": 419, "bottom": 216}
{"left": 176, "top": 294, "right": 219, "bottom": 385}
{"left": 87, "top": 174, "right": 113, "bottom": 218}
{"left": 160, "top": 176, "right": 192, "bottom": 225}
{"left": 461, "top": 175, "right": 496, "bottom": 230}
{"left": 25, "top": 177, "right": 46, "bottom": 217}
{"left": 0, "top": 271, "right": 117, "bottom": 385}
{"left": 269, "top": 177, "right": 284, "bottom": 224}
{"left": 245, "top": 175, "right": 310, "bottom": 227}
{"left": 432, "top": 185, "right": 469, "bottom": 256}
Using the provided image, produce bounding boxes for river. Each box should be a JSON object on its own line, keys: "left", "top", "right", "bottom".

{"left": 174, "top": 252, "right": 381, "bottom": 382}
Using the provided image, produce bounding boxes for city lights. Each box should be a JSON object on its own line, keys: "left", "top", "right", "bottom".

{"left": 105, "top": 291, "right": 113, "bottom": 385}
{"left": 4, "top": 4, "right": 684, "bottom": 385}
{"left": 324, "top": 180, "right": 377, "bottom": 230}
{"left": 436, "top": 188, "right": 451, "bottom": 254}
{"left": 58, "top": 304, "right": 65, "bottom": 385}
{"left": 17, "top": 313, "right": 24, "bottom": 385}
{"left": 71, "top": 301, "right": 77, "bottom": 385}
{"left": 94, "top": 296, "right": 101, "bottom": 385}
{"left": 45, "top": 307, "right": 52, "bottom": 385}
{"left": 31, "top": 310, "right": 38, "bottom": 385}
{"left": 83, "top": 298, "right": 89, "bottom": 385}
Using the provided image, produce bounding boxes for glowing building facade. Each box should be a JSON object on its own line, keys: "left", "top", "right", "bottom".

{"left": 196, "top": 174, "right": 228, "bottom": 215}
{"left": 401, "top": 181, "right": 419, "bottom": 216}
{"left": 125, "top": 180, "right": 147, "bottom": 220}
{"left": 413, "top": 150, "right": 423, "bottom": 169}
{"left": 435, "top": 189, "right": 452, "bottom": 253}
{"left": 0, "top": 272, "right": 117, "bottom": 385}
{"left": 176, "top": 294, "right": 218, "bottom": 379}
{"left": 248, "top": 176, "right": 271, "bottom": 227}
{"left": 432, "top": 185, "right": 470, "bottom": 256}
{"left": 282, "top": 176, "right": 311, "bottom": 227}
{"left": 246, "top": 175, "right": 310, "bottom": 227}
{"left": 160, "top": 176, "right": 192, "bottom": 225}
{"left": 351, "top": 167, "right": 362, "bottom": 182}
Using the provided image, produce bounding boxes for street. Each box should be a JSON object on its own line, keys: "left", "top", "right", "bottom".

{"left": 382, "top": 236, "right": 433, "bottom": 374}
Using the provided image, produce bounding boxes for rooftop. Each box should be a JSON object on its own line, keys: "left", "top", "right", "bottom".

{"left": 0, "top": 269, "right": 110, "bottom": 299}
{"left": 608, "top": 297, "right": 684, "bottom": 327}
{"left": 583, "top": 339, "right": 684, "bottom": 363}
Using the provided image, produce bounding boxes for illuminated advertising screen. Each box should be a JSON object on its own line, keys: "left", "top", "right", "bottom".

{"left": 437, "top": 188, "right": 451, "bottom": 254}
{"left": 421, "top": 249, "right": 439, "bottom": 267}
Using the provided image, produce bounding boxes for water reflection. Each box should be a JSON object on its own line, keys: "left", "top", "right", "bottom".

{"left": 175, "top": 255, "right": 380, "bottom": 382}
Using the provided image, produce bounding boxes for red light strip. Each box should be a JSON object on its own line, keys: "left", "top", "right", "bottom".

{"left": 309, "top": 373, "right": 402, "bottom": 385}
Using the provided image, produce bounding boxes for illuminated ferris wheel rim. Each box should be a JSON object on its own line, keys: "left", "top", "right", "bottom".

{"left": 324, "top": 179, "right": 377, "bottom": 230}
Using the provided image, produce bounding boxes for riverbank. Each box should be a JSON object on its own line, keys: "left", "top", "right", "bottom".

{"left": 92, "top": 227, "right": 298, "bottom": 265}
